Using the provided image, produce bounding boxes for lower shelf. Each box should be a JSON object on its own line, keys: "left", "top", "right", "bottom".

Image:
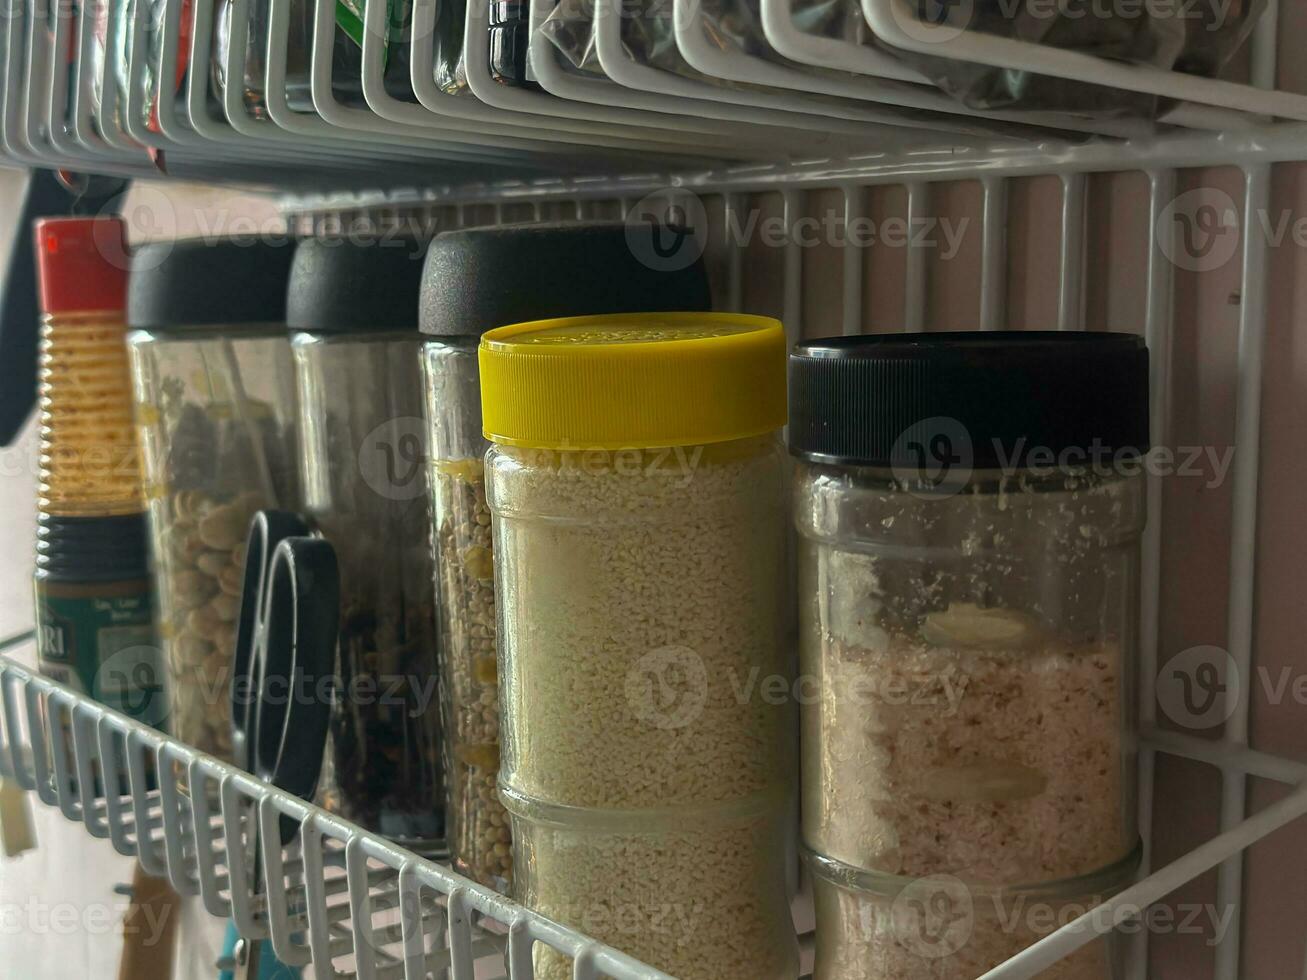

{"left": 0, "top": 638, "right": 672, "bottom": 980}
{"left": 3, "top": 634, "right": 1305, "bottom": 980}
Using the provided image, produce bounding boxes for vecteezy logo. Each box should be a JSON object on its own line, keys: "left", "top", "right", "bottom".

{"left": 625, "top": 645, "right": 708, "bottom": 730}
{"left": 920, "top": 0, "right": 960, "bottom": 24}
{"left": 1157, "top": 645, "right": 1240, "bottom": 731}
{"left": 890, "top": 0, "right": 973, "bottom": 43}
{"left": 1157, "top": 187, "right": 1240, "bottom": 273}
{"left": 95, "top": 645, "right": 168, "bottom": 727}
{"left": 890, "top": 416, "right": 974, "bottom": 498}
{"left": 99, "top": 184, "right": 179, "bottom": 271}
{"left": 624, "top": 191, "right": 708, "bottom": 273}
{"left": 359, "top": 416, "right": 428, "bottom": 501}
{"left": 889, "top": 874, "right": 973, "bottom": 960}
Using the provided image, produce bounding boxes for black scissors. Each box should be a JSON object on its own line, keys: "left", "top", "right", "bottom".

{"left": 227, "top": 511, "right": 340, "bottom": 980}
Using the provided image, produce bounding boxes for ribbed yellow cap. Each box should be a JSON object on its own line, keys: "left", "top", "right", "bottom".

{"left": 478, "top": 313, "right": 786, "bottom": 449}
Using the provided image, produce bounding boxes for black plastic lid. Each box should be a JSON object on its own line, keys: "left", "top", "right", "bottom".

{"left": 788, "top": 332, "right": 1149, "bottom": 470}
{"left": 36, "top": 513, "right": 151, "bottom": 582}
{"left": 287, "top": 238, "right": 428, "bottom": 333}
{"left": 127, "top": 239, "right": 295, "bottom": 329}
{"left": 419, "top": 222, "right": 713, "bottom": 338}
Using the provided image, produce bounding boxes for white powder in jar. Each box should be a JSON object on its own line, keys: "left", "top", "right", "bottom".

{"left": 803, "top": 600, "right": 1128, "bottom": 884}
{"left": 515, "top": 803, "right": 798, "bottom": 980}
{"left": 811, "top": 869, "right": 1120, "bottom": 980}
{"left": 491, "top": 440, "right": 792, "bottom": 809}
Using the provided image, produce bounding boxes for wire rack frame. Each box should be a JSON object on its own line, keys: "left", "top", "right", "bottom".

{"left": 284, "top": 158, "right": 1307, "bottom": 979}
{"left": 0, "top": 640, "right": 676, "bottom": 980}
{"left": 0, "top": 164, "right": 1296, "bottom": 980}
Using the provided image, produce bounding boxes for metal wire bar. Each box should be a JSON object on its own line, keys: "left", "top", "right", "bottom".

{"left": 783, "top": 189, "right": 804, "bottom": 344}
{"left": 842, "top": 184, "right": 866, "bottom": 336}
{"left": 903, "top": 181, "right": 929, "bottom": 332}
{"left": 1214, "top": 161, "right": 1274, "bottom": 980}
{"left": 1058, "top": 174, "right": 1087, "bottom": 331}
{"left": 978, "top": 778, "right": 1307, "bottom": 979}
{"left": 979, "top": 177, "right": 1008, "bottom": 331}
{"left": 1129, "top": 167, "right": 1177, "bottom": 980}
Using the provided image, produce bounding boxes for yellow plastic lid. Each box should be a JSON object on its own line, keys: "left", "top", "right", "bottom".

{"left": 478, "top": 313, "right": 786, "bottom": 449}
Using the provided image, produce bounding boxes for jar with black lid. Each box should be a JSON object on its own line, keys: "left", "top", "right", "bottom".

{"left": 419, "top": 221, "right": 712, "bottom": 890}
{"left": 127, "top": 239, "right": 299, "bottom": 762}
{"left": 289, "top": 237, "right": 445, "bottom": 855}
{"left": 789, "top": 332, "right": 1149, "bottom": 977}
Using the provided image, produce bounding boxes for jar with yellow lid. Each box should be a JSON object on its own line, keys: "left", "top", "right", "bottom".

{"left": 418, "top": 222, "right": 713, "bottom": 892}
{"left": 480, "top": 312, "right": 797, "bottom": 980}
{"left": 127, "top": 239, "right": 299, "bottom": 761}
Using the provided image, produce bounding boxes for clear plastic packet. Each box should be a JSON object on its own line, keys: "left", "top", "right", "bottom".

{"left": 545, "top": 0, "right": 1266, "bottom": 119}
{"left": 211, "top": 0, "right": 312, "bottom": 115}
{"left": 88, "top": 0, "right": 108, "bottom": 127}
{"left": 538, "top": 0, "right": 691, "bottom": 77}
{"left": 798, "top": 0, "right": 1266, "bottom": 117}
{"left": 141, "top": 0, "right": 193, "bottom": 129}
{"left": 83, "top": 0, "right": 195, "bottom": 141}
{"left": 211, "top": 0, "right": 416, "bottom": 113}
{"left": 489, "top": 0, "right": 537, "bottom": 87}
{"left": 433, "top": 0, "right": 469, "bottom": 92}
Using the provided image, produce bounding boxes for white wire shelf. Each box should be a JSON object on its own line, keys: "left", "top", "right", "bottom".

{"left": 1, "top": 0, "right": 1304, "bottom": 971}
{"left": 280, "top": 153, "right": 1300, "bottom": 979}
{"left": 0, "top": 636, "right": 678, "bottom": 980}
{"left": 0, "top": 0, "right": 1303, "bottom": 190}
{"left": 5, "top": 625, "right": 1306, "bottom": 980}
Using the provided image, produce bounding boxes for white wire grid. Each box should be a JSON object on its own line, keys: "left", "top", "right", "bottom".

{"left": 0, "top": 0, "right": 1302, "bottom": 972}
{"left": 288, "top": 163, "right": 1302, "bottom": 980}
{"left": 0, "top": 153, "right": 1300, "bottom": 977}
{"left": 0, "top": 0, "right": 1302, "bottom": 187}
{"left": 0, "top": 638, "right": 678, "bottom": 980}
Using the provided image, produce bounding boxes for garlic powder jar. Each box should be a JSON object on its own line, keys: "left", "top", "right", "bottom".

{"left": 789, "top": 333, "right": 1149, "bottom": 889}
{"left": 480, "top": 312, "right": 797, "bottom": 980}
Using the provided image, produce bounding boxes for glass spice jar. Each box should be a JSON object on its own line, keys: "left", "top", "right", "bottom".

{"left": 804, "top": 846, "right": 1138, "bottom": 980}
{"left": 289, "top": 237, "right": 446, "bottom": 855}
{"left": 127, "top": 239, "right": 299, "bottom": 762}
{"left": 789, "top": 333, "right": 1149, "bottom": 887}
{"left": 419, "top": 222, "right": 712, "bottom": 891}
{"left": 481, "top": 312, "right": 797, "bottom": 980}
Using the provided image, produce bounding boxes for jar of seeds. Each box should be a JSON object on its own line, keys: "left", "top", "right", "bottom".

{"left": 290, "top": 238, "right": 446, "bottom": 855}
{"left": 419, "top": 222, "right": 714, "bottom": 888}
{"left": 127, "top": 239, "right": 299, "bottom": 761}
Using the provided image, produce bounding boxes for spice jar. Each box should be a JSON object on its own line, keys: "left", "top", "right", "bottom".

{"left": 419, "top": 222, "right": 712, "bottom": 891}
{"left": 481, "top": 312, "right": 797, "bottom": 980}
{"left": 127, "top": 239, "right": 299, "bottom": 761}
{"left": 33, "top": 217, "right": 163, "bottom": 736}
{"left": 289, "top": 237, "right": 445, "bottom": 855}
{"left": 788, "top": 333, "right": 1149, "bottom": 887}
{"left": 804, "top": 846, "right": 1138, "bottom": 980}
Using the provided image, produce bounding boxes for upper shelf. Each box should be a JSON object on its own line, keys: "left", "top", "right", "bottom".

{"left": 1, "top": 0, "right": 1305, "bottom": 195}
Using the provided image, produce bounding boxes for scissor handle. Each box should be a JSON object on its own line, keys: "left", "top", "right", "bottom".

{"left": 231, "top": 511, "right": 310, "bottom": 773}
{"left": 253, "top": 537, "right": 339, "bottom": 806}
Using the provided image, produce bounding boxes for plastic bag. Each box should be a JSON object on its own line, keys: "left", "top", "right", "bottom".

{"left": 538, "top": 0, "right": 729, "bottom": 80}
{"left": 791, "top": 0, "right": 1267, "bottom": 116}
{"left": 141, "top": 0, "right": 194, "bottom": 129}
{"left": 433, "top": 0, "right": 469, "bottom": 91}
{"left": 545, "top": 0, "right": 1267, "bottom": 118}
{"left": 212, "top": 0, "right": 312, "bottom": 115}
{"left": 211, "top": 0, "right": 415, "bottom": 112}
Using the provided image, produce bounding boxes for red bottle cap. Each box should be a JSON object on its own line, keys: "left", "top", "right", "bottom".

{"left": 34, "top": 217, "right": 131, "bottom": 314}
